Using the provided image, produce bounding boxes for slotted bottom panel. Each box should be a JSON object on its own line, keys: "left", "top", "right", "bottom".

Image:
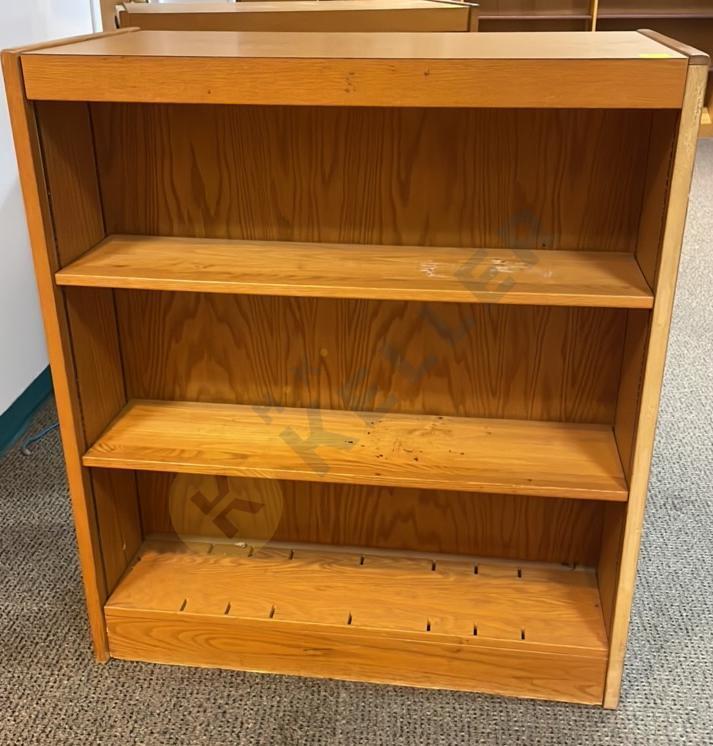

{"left": 105, "top": 538, "right": 608, "bottom": 704}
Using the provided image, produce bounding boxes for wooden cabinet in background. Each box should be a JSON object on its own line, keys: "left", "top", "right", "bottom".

{"left": 116, "top": 1, "right": 480, "bottom": 32}
{"left": 2, "top": 28, "right": 707, "bottom": 709}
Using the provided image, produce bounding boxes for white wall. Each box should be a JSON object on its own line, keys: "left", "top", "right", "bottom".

{"left": 0, "top": 2, "right": 96, "bottom": 414}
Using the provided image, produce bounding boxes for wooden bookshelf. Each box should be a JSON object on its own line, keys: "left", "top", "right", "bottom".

{"left": 116, "top": 1, "right": 480, "bottom": 33}
{"left": 3, "top": 29, "right": 707, "bottom": 708}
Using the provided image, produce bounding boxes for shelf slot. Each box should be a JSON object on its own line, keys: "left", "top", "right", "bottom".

{"left": 83, "top": 400, "right": 628, "bottom": 501}
{"left": 56, "top": 234, "right": 654, "bottom": 309}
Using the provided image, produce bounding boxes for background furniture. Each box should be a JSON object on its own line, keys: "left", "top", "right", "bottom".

{"left": 477, "top": 1, "right": 713, "bottom": 135}
{"left": 3, "top": 27, "right": 706, "bottom": 709}
{"left": 476, "top": 0, "right": 592, "bottom": 30}
{"left": 116, "top": 1, "right": 479, "bottom": 32}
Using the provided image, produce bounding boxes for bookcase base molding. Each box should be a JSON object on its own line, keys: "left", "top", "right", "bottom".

{"left": 3, "top": 29, "right": 707, "bottom": 709}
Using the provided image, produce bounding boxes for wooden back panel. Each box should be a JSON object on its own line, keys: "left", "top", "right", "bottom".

{"left": 115, "top": 291, "right": 626, "bottom": 424}
{"left": 92, "top": 103, "right": 653, "bottom": 251}
{"left": 138, "top": 472, "right": 605, "bottom": 566}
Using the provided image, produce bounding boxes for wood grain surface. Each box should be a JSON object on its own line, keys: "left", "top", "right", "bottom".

{"left": 91, "top": 104, "right": 653, "bottom": 253}
{"left": 83, "top": 400, "right": 628, "bottom": 500}
{"left": 25, "top": 28, "right": 686, "bottom": 59}
{"left": 111, "top": 538, "right": 607, "bottom": 648}
{"left": 57, "top": 234, "right": 654, "bottom": 308}
{"left": 115, "top": 291, "right": 626, "bottom": 425}
{"left": 138, "top": 473, "right": 605, "bottom": 565}
{"left": 106, "top": 607, "right": 606, "bottom": 703}
{"left": 20, "top": 30, "right": 688, "bottom": 108}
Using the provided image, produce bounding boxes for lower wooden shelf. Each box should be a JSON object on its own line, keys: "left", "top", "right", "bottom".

{"left": 105, "top": 537, "right": 609, "bottom": 704}
{"left": 83, "top": 400, "right": 628, "bottom": 501}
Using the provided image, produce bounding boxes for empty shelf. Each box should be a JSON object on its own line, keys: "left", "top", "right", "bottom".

{"left": 599, "top": 9, "right": 713, "bottom": 20}
{"left": 481, "top": 12, "right": 591, "bottom": 21}
{"left": 83, "top": 400, "right": 628, "bottom": 501}
{"left": 57, "top": 234, "right": 654, "bottom": 308}
{"left": 105, "top": 537, "right": 608, "bottom": 703}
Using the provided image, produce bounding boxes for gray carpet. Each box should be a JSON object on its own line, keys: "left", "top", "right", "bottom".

{"left": 1, "top": 140, "right": 712, "bottom": 746}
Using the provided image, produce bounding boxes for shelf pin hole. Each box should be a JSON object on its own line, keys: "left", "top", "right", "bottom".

{"left": 359, "top": 555, "right": 365, "bottom": 566}
{"left": 426, "top": 620, "right": 431, "bottom": 632}
{"left": 473, "top": 624, "right": 478, "bottom": 637}
{"left": 347, "top": 612, "right": 353, "bottom": 626}
{"left": 517, "top": 568, "right": 522, "bottom": 579}
{"left": 288, "top": 549, "right": 295, "bottom": 560}
{"left": 224, "top": 602, "right": 231, "bottom": 615}
{"left": 268, "top": 605, "right": 276, "bottom": 619}
{"left": 473, "top": 564, "right": 479, "bottom": 575}
{"left": 520, "top": 629, "right": 526, "bottom": 641}
{"left": 179, "top": 599, "right": 187, "bottom": 612}
{"left": 431, "top": 560, "right": 436, "bottom": 572}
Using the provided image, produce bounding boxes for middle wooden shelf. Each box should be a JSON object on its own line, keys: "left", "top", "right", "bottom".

{"left": 56, "top": 234, "right": 654, "bottom": 308}
{"left": 83, "top": 400, "right": 628, "bottom": 501}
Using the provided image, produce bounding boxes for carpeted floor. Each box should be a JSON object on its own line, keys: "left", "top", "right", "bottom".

{"left": 1, "top": 141, "right": 712, "bottom": 745}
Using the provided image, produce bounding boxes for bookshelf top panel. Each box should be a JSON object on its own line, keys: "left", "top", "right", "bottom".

{"left": 17, "top": 30, "right": 701, "bottom": 108}
{"left": 25, "top": 29, "right": 687, "bottom": 61}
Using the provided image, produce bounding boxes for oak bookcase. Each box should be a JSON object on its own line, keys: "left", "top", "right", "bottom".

{"left": 3, "top": 29, "right": 706, "bottom": 708}
{"left": 115, "top": 1, "right": 480, "bottom": 33}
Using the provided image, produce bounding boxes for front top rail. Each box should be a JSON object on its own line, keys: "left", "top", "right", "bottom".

{"left": 15, "top": 29, "right": 701, "bottom": 108}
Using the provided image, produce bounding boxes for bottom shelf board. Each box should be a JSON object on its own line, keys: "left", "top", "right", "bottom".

{"left": 105, "top": 538, "right": 609, "bottom": 704}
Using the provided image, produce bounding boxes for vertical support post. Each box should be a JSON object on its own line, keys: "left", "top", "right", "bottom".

{"left": 468, "top": 4, "right": 479, "bottom": 32}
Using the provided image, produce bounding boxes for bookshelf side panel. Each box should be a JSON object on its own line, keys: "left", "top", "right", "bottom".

{"left": 35, "top": 101, "right": 142, "bottom": 594}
